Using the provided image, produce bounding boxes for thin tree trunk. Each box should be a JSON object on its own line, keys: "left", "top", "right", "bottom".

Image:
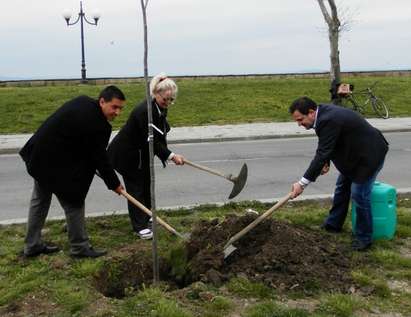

{"left": 329, "top": 28, "right": 340, "bottom": 83}
{"left": 317, "top": 0, "right": 343, "bottom": 105}
{"left": 140, "top": 0, "right": 159, "bottom": 284}
{"left": 317, "top": 0, "right": 341, "bottom": 84}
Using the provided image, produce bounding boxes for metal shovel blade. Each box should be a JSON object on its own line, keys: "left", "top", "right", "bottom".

{"left": 180, "top": 232, "right": 191, "bottom": 240}
{"left": 223, "top": 244, "right": 237, "bottom": 258}
{"left": 228, "top": 163, "right": 248, "bottom": 199}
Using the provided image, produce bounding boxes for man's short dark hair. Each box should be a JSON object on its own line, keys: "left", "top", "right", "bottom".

{"left": 98, "top": 85, "right": 126, "bottom": 102}
{"left": 289, "top": 96, "right": 317, "bottom": 115}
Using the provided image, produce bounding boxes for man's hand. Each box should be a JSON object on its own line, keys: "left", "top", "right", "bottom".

{"left": 113, "top": 184, "right": 124, "bottom": 195}
{"left": 321, "top": 163, "right": 330, "bottom": 175}
{"left": 172, "top": 154, "right": 185, "bottom": 165}
{"left": 290, "top": 182, "right": 304, "bottom": 199}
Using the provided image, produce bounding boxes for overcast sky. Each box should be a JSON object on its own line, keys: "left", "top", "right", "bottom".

{"left": 1, "top": 0, "right": 410, "bottom": 80}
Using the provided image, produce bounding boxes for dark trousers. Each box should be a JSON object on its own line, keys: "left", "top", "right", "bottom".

{"left": 324, "top": 161, "right": 384, "bottom": 244}
{"left": 123, "top": 172, "right": 151, "bottom": 233}
{"left": 24, "top": 180, "right": 90, "bottom": 255}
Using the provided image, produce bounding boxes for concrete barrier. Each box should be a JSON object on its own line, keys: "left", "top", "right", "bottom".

{"left": 1, "top": 70, "right": 410, "bottom": 87}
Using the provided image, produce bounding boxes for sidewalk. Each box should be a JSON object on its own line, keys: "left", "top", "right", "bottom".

{"left": 1, "top": 117, "right": 411, "bottom": 154}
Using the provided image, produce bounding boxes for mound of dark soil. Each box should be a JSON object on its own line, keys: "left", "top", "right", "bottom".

{"left": 94, "top": 214, "right": 354, "bottom": 298}
{"left": 185, "top": 214, "right": 353, "bottom": 293}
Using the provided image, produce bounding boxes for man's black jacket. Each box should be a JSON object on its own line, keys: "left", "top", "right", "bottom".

{"left": 20, "top": 96, "right": 120, "bottom": 206}
{"left": 107, "top": 99, "right": 171, "bottom": 177}
{"left": 304, "top": 104, "right": 389, "bottom": 183}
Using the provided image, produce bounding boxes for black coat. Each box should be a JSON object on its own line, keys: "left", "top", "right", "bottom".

{"left": 304, "top": 104, "right": 389, "bottom": 183}
{"left": 20, "top": 96, "right": 120, "bottom": 206}
{"left": 107, "top": 99, "right": 172, "bottom": 177}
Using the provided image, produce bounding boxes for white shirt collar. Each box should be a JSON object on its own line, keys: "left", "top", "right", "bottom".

{"left": 154, "top": 101, "right": 161, "bottom": 115}
{"left": 313, "top": 107, "right": 319, "bottom": 129}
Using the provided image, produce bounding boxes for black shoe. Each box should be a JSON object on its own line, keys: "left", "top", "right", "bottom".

{"left": 351, "top": 240, "right": 372, "bottom": 252}
{"left": 320, "top": 223, "right": 342, "bottom": 233}
{"left": 24, "top": 244, "right": 60, "bottom": 258}
{"left": 71, "top": 247, "right": 107, "bottom": 258}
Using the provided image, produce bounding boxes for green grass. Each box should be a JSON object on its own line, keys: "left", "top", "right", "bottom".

{"left": 316, "top": 294, "right": 364, "bottom": 317}
{"left": 121, "top": 287, "right": 193, "bottom": 317}
{"left": 1, "top": 197, "right": 411, "bottom": 316}
{"left": 227, "top": 276, "right": 274, "bottom": 299}
{"left": 243, "top": 301, "right": 310, "bottom": 317}
{"left": 0, "top": 75, "right": 410, "bottom": 133}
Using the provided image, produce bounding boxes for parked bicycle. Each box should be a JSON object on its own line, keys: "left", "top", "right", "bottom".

{"left": 337, "top": 82, "right": 389, "bottom": 119}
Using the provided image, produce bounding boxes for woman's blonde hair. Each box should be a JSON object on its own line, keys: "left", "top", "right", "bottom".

{"left": 149, "top": 72, "right": 178, "bottom": 99}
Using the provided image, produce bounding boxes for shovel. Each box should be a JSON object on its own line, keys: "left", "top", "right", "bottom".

{"left": 184, "top": 159, "right": 248, "bottom": 199}
{"left": 120, "top": 189, "right": 188, "bottom": 240}
{"left": 223, "top": 192, "right": 293, "bottom": 258}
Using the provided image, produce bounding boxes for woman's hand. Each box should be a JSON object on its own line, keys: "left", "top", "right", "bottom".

{"left": 172, "top": 154, "right": 185, "bottom": 165}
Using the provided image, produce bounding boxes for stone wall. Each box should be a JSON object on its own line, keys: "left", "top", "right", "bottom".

{"left": 1, "top": 70, "right": 410, "bottom": 87}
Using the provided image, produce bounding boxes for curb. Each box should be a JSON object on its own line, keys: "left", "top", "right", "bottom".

{"left": 2, "top": 188, "right": 410, "bottom": 226}
{"left": 1, "top": 127, "right": 411, "bottom": 155}
{"left": 166, "top": 127, "right": 411, "bottom": 145}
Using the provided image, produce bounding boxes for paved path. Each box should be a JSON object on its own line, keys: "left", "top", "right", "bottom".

{"left": 1, "top": 117, "right": 411, "bottom": 154}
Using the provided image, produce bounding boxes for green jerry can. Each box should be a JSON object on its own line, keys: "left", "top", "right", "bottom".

{"left": 352, "top": 182, "right": 397, "bottom": 240}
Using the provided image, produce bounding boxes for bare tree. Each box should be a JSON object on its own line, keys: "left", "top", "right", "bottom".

{"left": 317, "top": 0, "right": 354, "bottom": 103}
{"left": 317, "top": 0, "right": 342, "bottom": 84}
{"left": 140, "top": 0, "right": 160, "bottom": 283}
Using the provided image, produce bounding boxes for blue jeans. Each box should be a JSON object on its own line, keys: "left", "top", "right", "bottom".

{"left": 324, "top": 161, "right": 384, "bottom": 244}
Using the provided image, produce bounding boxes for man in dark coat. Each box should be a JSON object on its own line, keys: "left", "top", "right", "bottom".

{"left": 289, "top": 96, "right": 389, "bottom": 251}
{"left": 20, "top": 85, "right": 125, "bottom": 258}
{"left": 107, "top": 73, "right": 184, "bottom": 239}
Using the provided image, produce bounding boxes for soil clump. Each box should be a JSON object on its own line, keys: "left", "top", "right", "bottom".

{"left": 185, "top": 213, "right": 353, "bottom": 293}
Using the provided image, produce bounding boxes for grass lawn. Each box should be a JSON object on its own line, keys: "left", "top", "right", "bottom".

{"left": 1, "top": 196, "right": 411, "bottom": 317}
{"left": 0, "top": 75, "right": 410, "bottom": 134}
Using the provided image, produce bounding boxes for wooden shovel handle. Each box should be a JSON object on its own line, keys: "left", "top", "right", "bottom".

{"left": 224, "top": 193, "right": 293, "bottom": 249}
{"left": 120, "top": 189, "right": 185, "bottom": 239}
{"left": 184, "top": 159, "right": 230, "bottom": 181}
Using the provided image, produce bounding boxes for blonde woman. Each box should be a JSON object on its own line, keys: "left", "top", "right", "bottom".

{"left": 108, "top": 73, "right": 184, "bottom": 239}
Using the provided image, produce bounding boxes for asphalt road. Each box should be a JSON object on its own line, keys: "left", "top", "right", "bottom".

{"left": 1, "top": 132, "right": 410, "bottom": 222}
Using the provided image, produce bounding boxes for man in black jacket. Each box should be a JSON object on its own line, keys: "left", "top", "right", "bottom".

{"left": 108, "top": 73, "right": 184, "bottom": 239}
{"left": 20, "top": 85, "right": 125, "bottom": 258}
{"left": 289, "top": 97, "right": 388, "bottom": 251}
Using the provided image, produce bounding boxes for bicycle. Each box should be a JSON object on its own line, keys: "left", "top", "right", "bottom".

{"left": 337, "top": 82, "right": 389, "bottom": 119}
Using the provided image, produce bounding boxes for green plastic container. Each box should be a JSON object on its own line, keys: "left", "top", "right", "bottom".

{"left": 352, "top": 181, "right": 397, "bottom": 240}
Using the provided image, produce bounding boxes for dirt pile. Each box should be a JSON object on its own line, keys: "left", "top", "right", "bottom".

{"left": 185, "top": 213, "right": 353, "bottom": 293}
{"left": 94, "top": 213, "right": 354, "bottom": 298}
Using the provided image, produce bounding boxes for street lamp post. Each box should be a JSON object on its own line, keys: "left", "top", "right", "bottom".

{"left": 63, "top": 1, "right": 101, "bottom": 83}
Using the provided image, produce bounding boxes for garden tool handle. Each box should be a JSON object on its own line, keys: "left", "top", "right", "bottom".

{"left": 120, "top": 189, "right": 185, "bottom": 239}
{"left": 224, "top": 192, "right": 293, "bottom": 249}
{"left": 184, "top": 159, "right": 231, "bottom": 180}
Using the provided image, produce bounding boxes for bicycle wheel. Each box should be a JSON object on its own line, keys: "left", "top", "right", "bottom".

{"left": 341, "top": 95, "right": 364, "bottom": 115}
{"left": 372, "top": 96, "right": 389, "bottom": 119}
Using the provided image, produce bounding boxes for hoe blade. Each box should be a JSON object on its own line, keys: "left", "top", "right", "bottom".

{"left": 228, "top": 163, "right": 248, "bottom": 199}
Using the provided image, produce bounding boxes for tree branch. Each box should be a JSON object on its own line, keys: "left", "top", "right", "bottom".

{"left": 328, "top": 0, "right": 341, "bottom": 30}
{"left": 317, "top": 0, "right": 332, "bottom": 26}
